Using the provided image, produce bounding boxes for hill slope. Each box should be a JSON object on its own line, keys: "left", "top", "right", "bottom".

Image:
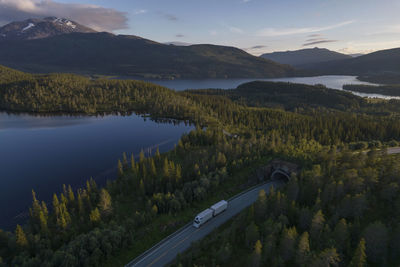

{"left": 0, "top": 30, "right": 294, "bottom": 79}
{"left": 300, "top": 47, "right": 400, "bottom": 75}
{"left": 0, "top": 17, "right": 96, "bottom": 41}
{"left": 260, "top": 47, "right": 351, "bottom": 67}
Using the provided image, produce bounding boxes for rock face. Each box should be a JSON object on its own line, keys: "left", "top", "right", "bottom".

{"left": 0, "top": 17, "right": 96, "bottom": 41}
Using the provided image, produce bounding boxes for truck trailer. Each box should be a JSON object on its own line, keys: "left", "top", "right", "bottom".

{"left": 210, "top": 200, "right": 228, "bottom": 216}
{"left": 193, "top": 200, "right": 228, "bottom": 228}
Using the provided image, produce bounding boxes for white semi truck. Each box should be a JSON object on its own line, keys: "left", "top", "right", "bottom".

{"left": 193, "top": 200, "right": 228, "bottom": 228}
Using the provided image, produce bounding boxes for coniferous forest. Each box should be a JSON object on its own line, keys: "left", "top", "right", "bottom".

{"left": 1, "top": 65, "right": 400, "bottom": 266}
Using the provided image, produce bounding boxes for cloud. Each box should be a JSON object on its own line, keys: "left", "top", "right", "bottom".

{"left": 306, "top": 38, "right": 324, "bottom": 42}
{"left": 308, "top": 34, "right": 322, "bottom": 38}
{"left": 0, "top": 0, "right": 128, "bottom": 31}
{"left": 161, "top": 13, "right": 178, "bottom": 21}
{"left": 209, "top": 30, "right": 217, "bottom": 36}
{"left": 176, "top": 34, "right": 184, "bottom": 38}
{"left": 242, "top": 0, "right": 251, "bottom": 2}
{"left": 257, "top": 20, "right": 355, "bottom": 37}
{"left": 229, "top": 26, "right": 243, "bottom": 34}
{"left": 134, "top": 9, "right": 147, "bottom": 15}
{"left": 303, "top": 40, "right": 338, "bottom": 46}
{"left": 250, "top": 45, "right": 267, "bottom": 49}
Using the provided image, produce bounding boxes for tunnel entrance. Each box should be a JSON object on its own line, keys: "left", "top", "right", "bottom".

{"left": 270, "top": 169, "right": 290, "bottom": 182}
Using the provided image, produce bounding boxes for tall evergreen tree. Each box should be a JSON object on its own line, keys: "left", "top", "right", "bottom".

{"left": 15, "top": 225, "right": 28, "bottom": 248}
{"left": 296, "top": 232, "right": 310, "bottom": 266}
{"left": 117, "top": 159, "right": 124, "bottom": 177}
{"left": 349, "top": 238, "right": 367, "bottom": 267}
{"left": 98, "top": 189, "right": 112, "bottom": 215}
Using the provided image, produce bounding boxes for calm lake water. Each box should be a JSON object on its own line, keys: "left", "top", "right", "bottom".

{"left": 0, "top": 113, "right": 192, "bottom": 230}
{"left": 140, "top": 75, "right": 400, "bottom": 99}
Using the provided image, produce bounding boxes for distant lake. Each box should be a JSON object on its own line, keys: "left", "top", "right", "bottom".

{"left": 136, "top": 75, "right": 400, "bottom": 99}
{"left": 0, "top": 113, "right": 192, "bottom": 230}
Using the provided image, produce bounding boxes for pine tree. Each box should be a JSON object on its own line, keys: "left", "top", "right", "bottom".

{"left": 349, "top": 238, "right": 367, "bottom": 267}
{"left": 310, "top": 210, "right": 325, "bottom": 242}
{"left": 39, "top": 210, "right": 48, "bottom": 233}
{"left": 41, "top": 201, "right": 48, "bottom": 220}
{"left": 296, "top": 232, "right": 310, "bottom": 266}
{"left": 118, "top": 159, "right": 124, "bottom": 177}
{"left": 77, "top": 191, "right": 84, "bottom": 216}
{"left": 86, "top": 180, "right": 91, "bottom": 194}
{"left": 89, "top": 208, "right": 101, "bottom": 223}
{"left": 15, "top": 225, "right": 28, "bottom": 248}
{"left": 131, "top": 153, "right": 136, "bottom": 172}
{"left": 98, "top": 189, "right": 112, "bottom": 215}
{"left": 251, "top": 240, "right": 263, "bottom": 267}
{"left": 280, "top": 227, "right": 298, "bottom": 262}
{"left": 139, "top": 149, "right": 145, "bottom": 163}
{"left": 30, "top": 190, "right": 42, "bottom": 222}
{"left": 122, "top": 152, "right": 128, "bottom": 169}
{"left": 176, "top": 164, "right": 182, "bottom": 183}
{"left": 155, "top": 147, "right": 161, "bottom": 159}
{"left": 53, "top": 194, "right": 60, "bottom": 217}
{"left": 68, "top": 185, "right": 75, "bottom": 202}
{"left": 163, "top": 158, "right": 170, "bottom": 179}
{"left": 150, "top": 158, "right": 157, "bottom": 176}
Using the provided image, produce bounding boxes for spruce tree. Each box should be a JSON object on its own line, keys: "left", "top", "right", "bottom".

{"left": 163, "top": 158, "right": 170, "bottom": 179}
{"left": 139, "top": 149, "right": 145, "bottom": 163}
{"left": 117, "top": 159, "right": 124, "bottom": 177}
{"left": 98, "top": 189, "right": 112, "bottom": 215}
{"left": 68, "top": 185, "right": 75, "bottom": 202}
{"left": 349, "top": 238, "right": 367, "bottom": 267}
{"left": 90, "top": 208, "right": 101, "bottom": 223}
{"left": 296, "top": 232, "right": 310, "bottom": 266}
{"left": 122, "top": 152, "right": 128, "bottom": 169}
{"left": 131, "top": 153, "right": 136, "bottom": 172}
{"left": 251, "top": 240, "right": 262, "bottom": 267}
{"left": 15, "top": 225, "right": 28, "bottom": 248}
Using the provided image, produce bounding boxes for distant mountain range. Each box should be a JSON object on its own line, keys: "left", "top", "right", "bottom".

{"left": 0, "top": 17, "right": 294, "bottom": 79}
{"left": 298, "top": 47, "right": 400, "bottom": 76}
{"left": 260, "top": 47, "right": 352, "bottom": 67}
{"left": 0, "top": 17, "right": 95, "bottom": 41}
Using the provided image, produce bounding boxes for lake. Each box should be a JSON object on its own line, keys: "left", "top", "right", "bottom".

{"left": 139, "top": 75, "right": 400, "bottom": 99}
{"left": 0, "top": 113, "right": 193, "bottom": 230}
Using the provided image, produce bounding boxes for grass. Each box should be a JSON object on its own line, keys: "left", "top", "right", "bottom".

{"left": 103, "top": 156, "right": 272, "bottom": 267}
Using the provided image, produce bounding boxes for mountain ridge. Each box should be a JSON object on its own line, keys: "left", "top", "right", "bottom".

{"left": 299, "top": 47, "right": 400, "bottom": 75}
{"left": 260, "top": 47, "right": 352, "bottom": 67}
{"left": 0, "top": 19, "right": 295, "bottom": 79}
{"left": 0, "top": 17, "right": 96, "bottom": 41}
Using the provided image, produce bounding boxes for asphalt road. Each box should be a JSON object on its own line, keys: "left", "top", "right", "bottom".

{"left": 126, "top": 180, "right": 284, "bottom": 267}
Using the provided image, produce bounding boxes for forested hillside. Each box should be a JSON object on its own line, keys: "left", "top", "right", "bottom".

{"left": 261, "top": 48, "right": 351, "bottom": 67}
{"left": 344, "top": 84, "right": 400, "bottom": 97}
{"left": 1, "top": 66, "right": 400, "bottom": 266}
{"left": 299, "top": 47, "right": 400, "bottom": 76}
{"left": 176, "top": 150, "right": 400, "bottom": 266}
{"left": 0, "top": 33, "right": 294, "bottom": 79}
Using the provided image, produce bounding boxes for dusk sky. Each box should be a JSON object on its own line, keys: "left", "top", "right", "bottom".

{"left": 1, "top": 0, "right": 400, "bottom": 55}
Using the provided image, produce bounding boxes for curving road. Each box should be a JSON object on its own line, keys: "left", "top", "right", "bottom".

{"left": 126, "top": 180, "right": 284, "bottom": 267}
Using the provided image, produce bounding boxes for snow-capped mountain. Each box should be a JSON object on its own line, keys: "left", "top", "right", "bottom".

{"left": 0, "top": 17, "right": 96, "bottom": 41}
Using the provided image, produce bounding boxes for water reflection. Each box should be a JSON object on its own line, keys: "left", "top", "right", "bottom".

{"left": 0, "top": 112, "right": 193, "bottom": 230}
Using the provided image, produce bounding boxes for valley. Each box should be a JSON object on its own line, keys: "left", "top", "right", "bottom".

{"left": 1, "top": 3, "right": 400, "bottom": 266}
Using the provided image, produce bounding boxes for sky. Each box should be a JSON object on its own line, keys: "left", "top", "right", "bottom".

{"left": 1, "top": 0, "right": 400, "bottom": 55}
